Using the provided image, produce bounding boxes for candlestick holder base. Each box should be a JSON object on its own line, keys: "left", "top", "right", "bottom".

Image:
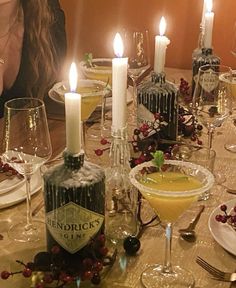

{"left": 137, "top": 71, "right": 179, "bottom": 140}
{"left": 105, "top": 126, "right": 139, "bottom": 245}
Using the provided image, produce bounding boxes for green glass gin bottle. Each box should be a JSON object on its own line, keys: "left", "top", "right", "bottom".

{"left": 43, "top": 150, "right": 105, "bottom": 271}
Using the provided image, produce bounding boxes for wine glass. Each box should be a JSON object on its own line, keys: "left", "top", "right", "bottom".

{"left": 123, "top": 29, "right": 151, "bottom": 123}
{"left": 192, "top": 64, "right": 232, "bottom": 149}
{"left": 223, "top": 23, "right": 236, "bottom": 152}
{"left": 231, "top": 22, "right": 236, "bottom": 57}
{"left": 2, "top": 98, "right": 52, "bottom": 242}
{"left": 129, "top": 159, "right": 214, "bottom": 287}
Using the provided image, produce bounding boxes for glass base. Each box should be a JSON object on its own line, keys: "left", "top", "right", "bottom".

{"left": 8, "top": 219, "right": 45, "bottom": 242}
{"left": 141, "top": 264, "right": 195, "bottom": 288}
{"left": 224, "top": 143, "right": 236, "bottom": 153}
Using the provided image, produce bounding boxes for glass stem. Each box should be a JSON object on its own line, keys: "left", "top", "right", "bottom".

{"left": 100, "top": 96, "right": 107, "bottom": 137}
{"left": 163, "top": 222, "right": 173, "bottom": 273}
{"left": 25, "top": 174, "right": 32, "bottom": 228}
{"left": 208, "top": 127, "right": 214, "bottom": 149}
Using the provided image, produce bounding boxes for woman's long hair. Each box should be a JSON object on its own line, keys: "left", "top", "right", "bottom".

{"left": 21, "top": 0, "right": 65, "bottom": 99}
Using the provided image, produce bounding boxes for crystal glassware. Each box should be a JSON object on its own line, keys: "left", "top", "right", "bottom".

{"left": 129, "top": 159, "right": 214, "bottom": 287}
{"left": 105, "top": 126, "right": 138, "bottom": 245}
{"left": 2, "top": 98, "right": 52, "bottom": 242}
{"left": 192, "top": 64, "right": 232, "bottom": 149}
{"left": 223, "top": 23, "right": 236, "bottom": 152}
{"left": 123, "top": 29, "right": 151, "bottom": 124}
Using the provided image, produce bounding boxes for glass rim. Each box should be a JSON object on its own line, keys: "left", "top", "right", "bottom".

{"left": 59, "top": 79, "right": 110, "bottom": 98}
{"left": 129, "top": 159, "right": 215, "bottom": 197}
{"left": 79, "top": 58, "right": 112, "bottom": 74}
{"left": 199, "top": 64, "right": 233, "bottom": 74}
{"left": 4, "top": 97, "right": 45, "bottom": 110}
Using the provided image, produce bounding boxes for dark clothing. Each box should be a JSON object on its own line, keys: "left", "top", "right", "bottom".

{"left": 0, "top": 0, "right": 67, "bottom": 117}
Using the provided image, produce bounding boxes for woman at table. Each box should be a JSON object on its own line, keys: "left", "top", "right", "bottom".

{"left": 0, "top": 0, "right": 67, "bottom": 117}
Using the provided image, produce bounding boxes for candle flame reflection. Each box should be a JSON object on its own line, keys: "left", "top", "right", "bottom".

{"left": 159, "top": 16, "right": 167, "bottom": 36}
{"left": 113, "top": 33, "right": 124, "bottom": 58}
{"left": 69, "top": 62, "right": 78, "bottom": 92}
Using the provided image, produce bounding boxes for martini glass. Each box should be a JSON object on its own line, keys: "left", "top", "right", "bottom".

{"left": 2, "top": 98, "right": 52, "bottom": 242}
{"left": 129, "top": 159, "right": 214, "bottom": 287}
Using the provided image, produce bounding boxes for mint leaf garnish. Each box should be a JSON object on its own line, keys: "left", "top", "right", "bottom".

{"left": 84, "top": 53, "right": 94, "bottom": 68}
{"left": 151, "top": 150, "right": 164, "bottom": 171}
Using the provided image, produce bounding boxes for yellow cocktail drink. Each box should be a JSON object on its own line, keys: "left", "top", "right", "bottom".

{"left": 129, "top": 159, "right": 214, "bottom": 288}
{"left": 139, "top": 171, "right": 203, "bottom": 222}
{"left": 76, "top": 84, "right": 104, "bottom": 121}
{"left": 80, "top": 58, "right": 112, "bottom": 86}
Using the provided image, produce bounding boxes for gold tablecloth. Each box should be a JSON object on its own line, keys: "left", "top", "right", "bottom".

{"left": 0, "top": 68, "right": 236, "bottom": 288}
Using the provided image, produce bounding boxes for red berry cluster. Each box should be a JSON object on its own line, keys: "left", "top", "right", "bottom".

{"left": 0, "top": 234, "right": 115, "bottom": 287}
{"left": 178, "top": 106, "right": 203, "bottom": 145}
{"left": 0, "top": 158, "right": 23, "bottom": 178}
{"left": 179, "top": 78, "right": 192, "bottom": 104}
{"left": 215, "top": 204, "right": 236, "bottom": 230}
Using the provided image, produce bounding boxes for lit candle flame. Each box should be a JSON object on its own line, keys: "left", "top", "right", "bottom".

{"left": 69, "top": 62, "right": 78, "bottom": 92}
{"left": 113, "top": 33, "right": 124, "bottom": 58}
{"left": 206, "top": 0, "right": 212, "bottom": 13}
{"left": 159, "top": 16, "right": 167, "bottom": 36}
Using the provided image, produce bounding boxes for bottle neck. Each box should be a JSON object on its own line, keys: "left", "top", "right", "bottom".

{"left": 63, "top": 150, "right": 84, "bottom": 170}
{"left": 151, "top": 71, "right": 166, "bottom": 84}
{"left": 201, "top": 47, "right": 213, "bottom": 56}
{"left": 110, "top": 126, "right": 130, "bottom": 168}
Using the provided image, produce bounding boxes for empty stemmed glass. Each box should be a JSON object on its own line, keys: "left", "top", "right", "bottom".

{"left": 129, "top": 159, "right": 214, "bottom": 287}
{"left": 231, "top": 22, "right": 236, "bottom": 57}
{"left": 223, "top": 23, "right": 236, "bottom": 152}
{"left": 2, "top": 98, "right": 52, "bottom": 242}
{"left": 123, "top": 29, "right": 151, "bottom": 123}
{"left": 192, "top": 64, "right": 232, "bottom": 149}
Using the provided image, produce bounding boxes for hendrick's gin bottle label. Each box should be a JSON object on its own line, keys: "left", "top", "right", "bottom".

{"left": 43, "top": 151, "right": 105, "bottom": 268}
{"left": 192, "top": 48, "right": 220, "bottom": 96}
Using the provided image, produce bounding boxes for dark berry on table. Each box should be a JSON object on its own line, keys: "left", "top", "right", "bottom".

{"left": 22, "top": 268, "right": 32, "bottom": 278}
{"left": 215, "top": 214, "right": 222, "bottom": 222}
{"left": 95, "top": 149, "right": 103, "bottom": 156}
{"left": 91, "top": 272, "right": 101, "bottom": 285}
{"left": 220, "top": 204, "right": 227, "bottom": 212}
{"left": 92, "top": 260, "right": 103, "bottom": 272}
{"left": 197, "top": 124, "right": 203, "bottom": 130}
{"left": 100, "top": 138, "right": 108, "bottom": 145}
{"left": 123, "top": 236, "right": 141, "bottom": 255}
{"left": 51, "top": 245, "right": 60, "bottom": 255}
{"left": 197, "top": 139, "right": 203, "bottom": 145}
{"left": 183, "top": 125, "right": 194, "bottom": 137}
{"left": 134, "top": 128, "right": 140, "bottom": 135}
{"left": 1, "top": 271, "right": 11, "bottom": 280}
{"left": 43, "top": 273, "right": 54, "bottom": 284}
{"left": 221, "top": 215, "right": 228, "bottom": 223}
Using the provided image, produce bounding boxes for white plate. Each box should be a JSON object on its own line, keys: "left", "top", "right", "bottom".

{"left": 208, "top": 199, "right": 236, "bottom": 256}
{"left": 49, "top": 84, "right": 133, "bottom": 108}
{"left": 0, "top": 169, "right": 42, "bottom": 209}
{"left": 0, "top": 175, "right": 25, "bottom": 196}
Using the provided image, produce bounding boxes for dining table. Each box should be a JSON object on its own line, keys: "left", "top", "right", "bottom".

{"left": 0, "top": 67, "right": 236, "bottom": 288}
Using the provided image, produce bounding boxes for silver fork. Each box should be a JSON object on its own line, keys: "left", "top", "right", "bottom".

{"left": 196, "top": 256, "right": 236, "bottom": 282}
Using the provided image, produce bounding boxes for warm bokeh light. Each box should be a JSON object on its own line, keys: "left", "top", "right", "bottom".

{"left": 113, "top": 33, "right": 124, "bottom": 58}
